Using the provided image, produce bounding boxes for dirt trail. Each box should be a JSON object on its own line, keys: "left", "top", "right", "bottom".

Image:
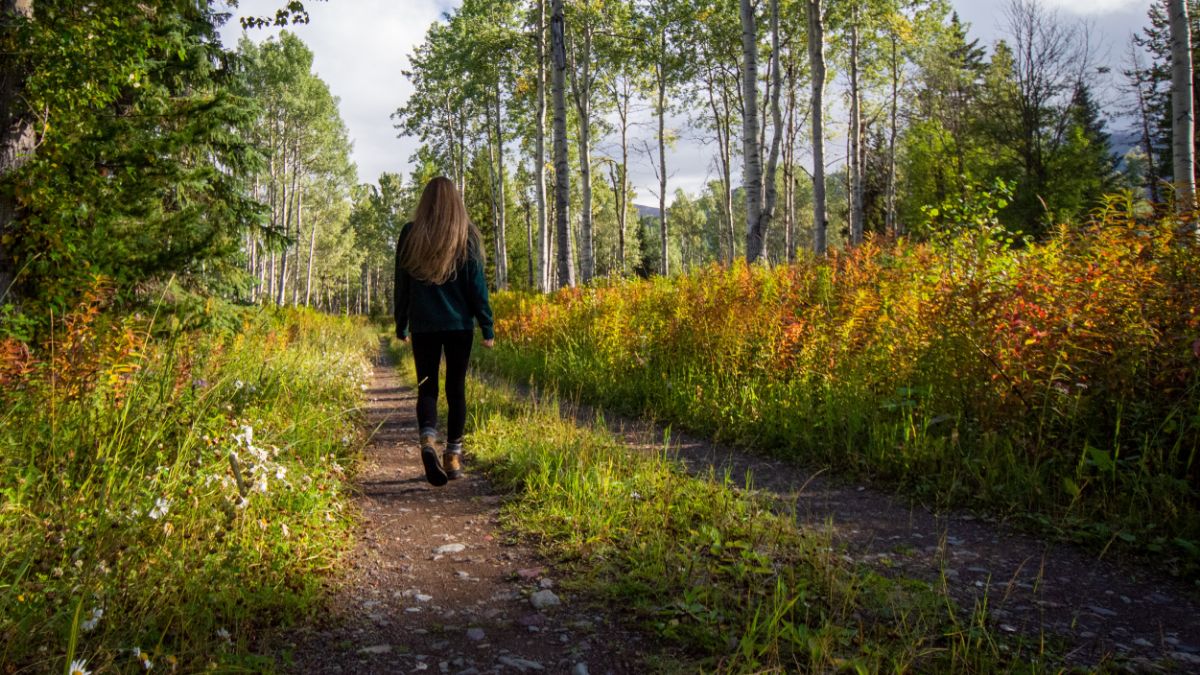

{"left": 279, "top": 348, "right": 648, "bottom": 674}
{"left": 540, "top": 393, "right": 1200, "bottom": 670}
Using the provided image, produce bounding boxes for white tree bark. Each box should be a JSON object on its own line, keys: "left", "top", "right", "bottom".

{"left": 848, "top": 11, "right": 864, "bottom": 245}
{"left": 655, "top": 22, "right": 670, "bottom": 277}
{"left": 0, "top": 0, "right": 33, "bottom": 304}
{"left": 550, "top": 0, "right": 575, "bottom": 287}
{"left": 536, "top": 0, "right": 550, "bottom": 291}
{"left": 743, "top": 0, "right": 783, "bottom": 263}
{"left": 807, "top": 0, "right": 828, "bottom": 255}
{"left": 494, "top": 91, "right": 508, "bottom": 289}
{"left": 569, "top": 19, "right": 595, "bottom": 283}
{"left": 740, "top": 0, "right": 763, "bottom": 261}
{"left": 1169, "top": 0, "right": 1196, "bottom": 213}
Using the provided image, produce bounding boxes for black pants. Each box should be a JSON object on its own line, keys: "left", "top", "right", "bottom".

{"left": 410, "top": 330, "right": 474, "bottom": 443}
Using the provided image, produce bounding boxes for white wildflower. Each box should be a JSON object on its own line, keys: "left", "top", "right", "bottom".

{"left": 234, "top": 425, "right": 253, "bottom": 448}
{"left": 81, "top": 606, "right": 103, "bottom": 632}
{"left": 235, "top": 379, "right": 244, "bottom": 390}
{"left": 216, "top": 627, "right": 231, "bottom": 642}
{"left": 148, "top": 498, "right": 170, "bottom": 520}
{"left": 253, "top": 477, "right": 269, "bottom": 494}
{"left": 274, "top": 466, "right": 286, "bottom": 481}
{"left": 68, "top": 659, "right": 90, "bottom": 675}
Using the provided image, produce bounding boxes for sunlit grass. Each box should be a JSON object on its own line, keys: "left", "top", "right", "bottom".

{"left": 0, "top": 304, "right": 375, "bottom": 672}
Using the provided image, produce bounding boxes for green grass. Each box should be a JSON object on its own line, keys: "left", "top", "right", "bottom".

{"left": 0, "top": 306, "right": 375, "bottom": 673}
{"left": 387, "top": 338, "right": 1058, "bottom": 672}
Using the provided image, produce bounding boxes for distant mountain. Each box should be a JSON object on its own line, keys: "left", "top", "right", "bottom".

{"left": 634, "top": 203, "right": 661, "bottom": 220}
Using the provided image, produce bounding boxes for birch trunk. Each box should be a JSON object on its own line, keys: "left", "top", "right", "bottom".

{"left": 611, "top": 76, "right": 632, "bottom": 274}
{"left": 525, "top": 196, "right": 534, "bottom": 288}
{"left": 740, "top": 0, "right": 762, "bottom": 261}
{"left": 808, "top": 0, "right": 828, "bottom": 255}
{"left": 550, "top": 0, "right": 575, "bottom": 287}
{"left": 305, "top": 188, "right": 319, "bottom": 307}
{"left": 784, "top": 62, "right": 797, "bottom": 263}
{"left": 570, "top": 22, "right": 595, "bottom": 283}
{"left": 1170, "top": 0, "right": 1196, "bottom": 214}
{"left": 848, "top": 14, "right": 864, "bottom": 245}
{"left": 494, "top": 90, "right": 508, "bottom": 289}
{"left": 760, "top": 0, "right": 784, "bottom": 259}
{"left": 743, "top": 0, "right": 783, "bottom": 263}
{"left": 886, "top": 35, "right": 899, "bottom": 236}
{"left": 536, "top": 0, "right": 550, "bottom": 291}
{"left": 655, "top": 23, "right": 669, "bottom": 276}
{"left": 0, "top": 0, "right": 33, "bottom": 304}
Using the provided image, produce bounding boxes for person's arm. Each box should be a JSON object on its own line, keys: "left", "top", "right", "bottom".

{"left": 394, "top": 225, "right": 411, "bottom": 340}
{"left": 465, "top": 254, "right": 495, "bottom": 342}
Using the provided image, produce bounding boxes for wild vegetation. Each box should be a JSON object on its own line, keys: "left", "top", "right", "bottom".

{"left": 478, "top": 200, "right": 1200, "bottom": 571}
{"left": 0, "top": 289, "right": 374, "bottom": 671}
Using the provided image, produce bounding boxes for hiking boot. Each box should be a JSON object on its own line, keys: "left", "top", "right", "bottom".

{"left": 419, "top": 427, "right": 447, "bottom": 487}
{"left": 444, "top": 441, "right": 464, "bottom": 480}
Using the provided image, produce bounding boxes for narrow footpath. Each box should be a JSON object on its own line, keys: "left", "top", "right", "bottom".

{"left": 550, "top": 394, "right": 1200, "bottom": 670}
{"left": 280, "top": 347, "right": 648, "bottom": 674}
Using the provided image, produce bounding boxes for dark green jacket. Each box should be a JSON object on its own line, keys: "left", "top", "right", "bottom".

{"left": 394, "top": 222, "right": 495, "bottom": 340}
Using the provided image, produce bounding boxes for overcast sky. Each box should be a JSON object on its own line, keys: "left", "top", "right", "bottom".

{"left": 218, "top": 0, "right": 1152, "bottom": 206}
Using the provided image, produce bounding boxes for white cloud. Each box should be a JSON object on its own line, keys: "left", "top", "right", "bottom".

{"left": 219, "top": 0, "right": 460, "bottom": 185}
{"left": 1039, "top": 0, "right": 1147, "bottom": 15}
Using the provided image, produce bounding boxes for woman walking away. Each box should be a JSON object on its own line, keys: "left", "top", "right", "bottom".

{"left": 394, "top": 176, "right": 495, "bottom": 487}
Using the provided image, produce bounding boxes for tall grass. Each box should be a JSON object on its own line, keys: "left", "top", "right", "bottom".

{"left": 0, "top": 290, "right": 375, "bottom": 672}
{"left": 430, "top": 352, "right": 1050, "bottom": 672}
{"left": 478, "top": 206, "right": 1200, "bottom": 569}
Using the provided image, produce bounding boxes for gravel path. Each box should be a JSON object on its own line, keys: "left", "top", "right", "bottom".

{"left": 279, "top": 348, "right": 650, "bottom": 674}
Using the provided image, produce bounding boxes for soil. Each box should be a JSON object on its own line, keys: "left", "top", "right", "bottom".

{"left": 278, "top": 349, "right": 652, "bottom": 674}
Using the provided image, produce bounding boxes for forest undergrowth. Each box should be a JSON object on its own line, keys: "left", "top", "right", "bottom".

{"left": 0, "top": 284, "right": 375, "bottom": 673}
{"left": 477, "top": 202, "right": 1200, "bottom": 576}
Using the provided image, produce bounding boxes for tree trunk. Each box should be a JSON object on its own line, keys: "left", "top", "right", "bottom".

{"left": 848, "top": 13, "right": 864, "bottom": 245}
{"left": 525, "top": 196, "right": 534, "bottom": 289}
{"left": 760, "top": 0, "right": 784, "bottom": 258}
{"left": 570, "top": 22, "right": 595, "bottom": 283}
{"left": 807, "top": 0, "right": 827, "bottom": 255}
{"left": 485, "top": 98, "right": 508, "bottom": 290}
{"left": 1129, "top": 47, "right": 1160, "bottom": 204}
{"left": 277, "top": 140, "right": 299, "bottom": 306}
{"left": 611, "top": 76, "right": 632, "bottom": 274}
{"left": 0, "top": 0, "right": 34, "bottom": 304}
{"left": 784, "top": 61, "right": 797, "bottom": 263}
{"left": 656, "top": 24, "right": 669, "bottom": 276}
{"left": 743, "top": 0, "right": 783, "bottom": 263}
{"left": 550, "top": 0, "right": 575, "bottom": 287}
{"left": 740, "top": 0, "right": 763, "bottom": 262}
{"left": 536, "top": 0, "right": 550, "bottom": 291}
{"left": 304, "top": 188, "right": 318, "bottom": 307}
{"left": 1170, "top": 0, "right": 1196, "bottom": 213}
{"left": 886, "top": 34, "right": 900, "bottom": 237}
{"left": 495, "top": 91, "right": 508, "bottom": 290}
{"left": 704, "top": 72, "right": 733, "bottom": 264}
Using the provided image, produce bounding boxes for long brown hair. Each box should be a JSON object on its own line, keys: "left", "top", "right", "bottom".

{"left": 400, "top": 176, "right": 483, "bottom": 285}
